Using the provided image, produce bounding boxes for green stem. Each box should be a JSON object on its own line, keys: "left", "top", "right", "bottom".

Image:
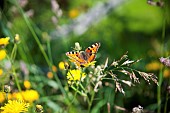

{"left": 13, "top": 71, "right": 22, "bottom": 92}
{"left": 9, "top": 43, "right": 22, "bottom": 92}
{"left": 157, "top": 10, "right": 166, "bottom": 113}
{"left": 79, "top": 83, "right": 86, "bottom": 92}
{"left": 47, "top": 39, "right": 53, "bottom": 64}
{"left": 157, "top": 70, "right": 163, "bottom": 113}
{"left": 71, "top": 86, "right": 87, "bottom": 97}
{"left": 70, "top": 85, "right": 79, "bottom": 104}
{"left": 10, "top": 44, "right": 17, "bottom": 64}
{"left": 67, "top": 84, "right": 79, "bottom": 111}
{"left": 164, "top": 79, "right": 170, "bottom": 113}
{"left": 88, "top": 91, "right": 95, "bottom": 113}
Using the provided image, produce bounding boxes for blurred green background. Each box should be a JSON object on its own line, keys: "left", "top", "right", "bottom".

{"left": 0, "top": 0, "right": 170, "bottom": 112}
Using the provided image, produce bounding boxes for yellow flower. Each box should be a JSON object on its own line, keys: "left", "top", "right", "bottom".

{"left": 67, "top": 69, "right": 86, "bottom": 84}
{"left": 0, "top": 92, "right": 12, "bottom": 103}
{"left": 0, "top": 92, "right": 5, "bottom": 103}
{"left": 0, "top": 37, "right": 10, "bottom": 46}
{"left": 0, "top": 50, "right": 7, "bottom": 60}
{"left": 69, "top": 9, "right": 79, "bottom": 18}
{"left": 0, "top": 100, "right": 30, "bottom": 113}
{"left": 52, "top": 65, "right": 57, "bottom": 72}
{"left": 22, "top": 90, "right": 39, "bottom": 103}
{"left": 24, "top": 80, "right": 31, "bottom": 89}
{"left": 47, "top": 71, "right": 53, "bottom": 79}
{"left": 0, "top": 68, "right": 3, "bottom": 76}
{"left": 12, "top": 92, "right": 24, "bottom": 100}
{"left": 12, "top": 90, "right": 39, "bottom": 103}
{"left": 163, "top": 68, "right": 170, "bottom": 78}
{"left": 145, "top": 61, "right": 161, "bottom": 71}
{"left": 59, "top": 61, "right": 65, "bottom": 70}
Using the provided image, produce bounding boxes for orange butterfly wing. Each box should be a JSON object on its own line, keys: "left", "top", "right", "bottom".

{"left": 66, "top": 51, "right": 86, "bottom": 67}
{"left": 85, "top": 43, "right": 100, "bottom": 62}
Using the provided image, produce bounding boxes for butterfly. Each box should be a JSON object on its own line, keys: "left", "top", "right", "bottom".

{"left": 66, "top": 43, "right": 100, "bottom": 67}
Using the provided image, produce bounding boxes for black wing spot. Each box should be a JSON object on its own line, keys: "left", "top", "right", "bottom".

{"left": 80, "top": 65, "right": 85, "bottom": 67}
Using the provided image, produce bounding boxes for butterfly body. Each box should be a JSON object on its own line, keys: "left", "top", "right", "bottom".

{"left": 66, "top": 43, "right": 100, "bottom": 67}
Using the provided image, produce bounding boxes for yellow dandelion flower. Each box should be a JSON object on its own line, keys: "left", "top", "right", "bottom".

{"left": 145, "top": 61, "right": 161, "bottom": 71}
{"left": 0, "top": 68, "right": 3, "bottom": 76}
{"left": 59, "top": 61, "right": 65, "bottom": 70}
{"left": 67, "top": 69, "right": 86, "bottom": 84}
{"left": 47, "top": 71, "right": 53, "bottom": 79}
{"left": 52, "top": 65, "right": 57, "bottom": 72}
{"left": 0, "top": 92, "right": 12, "bottom": 103}
{"left": 0, "top": 50, "right": 7, "bottom": 60}
{"left": 0, "top": 37, "right": 10, "bottom": 46}
{"left": 0, "top": 100, "right": 30, "bottom": 113}
{"left": 0, "top": 92, "right": 5, "bottom": 103}
{"left": 69, "top": 9, "right": 79, "bottom": 19}
{"left": 163, "top": 69, "right": 170, "bottom": 78}
{"left": 22, "top": 90, "right": 39, "bottom": 103}
{"left": 12, "top": 92, "right": 24, "bottom": 100}
{"left": 24, "top": 80, "right": 31, "bottom": 89}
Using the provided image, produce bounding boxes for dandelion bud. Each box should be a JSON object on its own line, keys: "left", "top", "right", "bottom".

{"left": 47, "top": 72, "right": 53, "bottom": 79}
{"left": 24, "top": 80, "right": 31, "bottom": 89}
{"left": 74, "top": 42, "right": 81, "bottom": 51}
{"left": 35, "top": 104, "right": 43, "bottom": 113}
{"left": 52, "top": 65, "right": 57, "bottom": 72}
{"left": 4, "top": 85, "right": 11, "bottom": 93}
{"left": 14, "top": 34, "right": 20, "bottom": 44}
{"left": 59, "top": 61, "right": 65, "bottom": 70}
